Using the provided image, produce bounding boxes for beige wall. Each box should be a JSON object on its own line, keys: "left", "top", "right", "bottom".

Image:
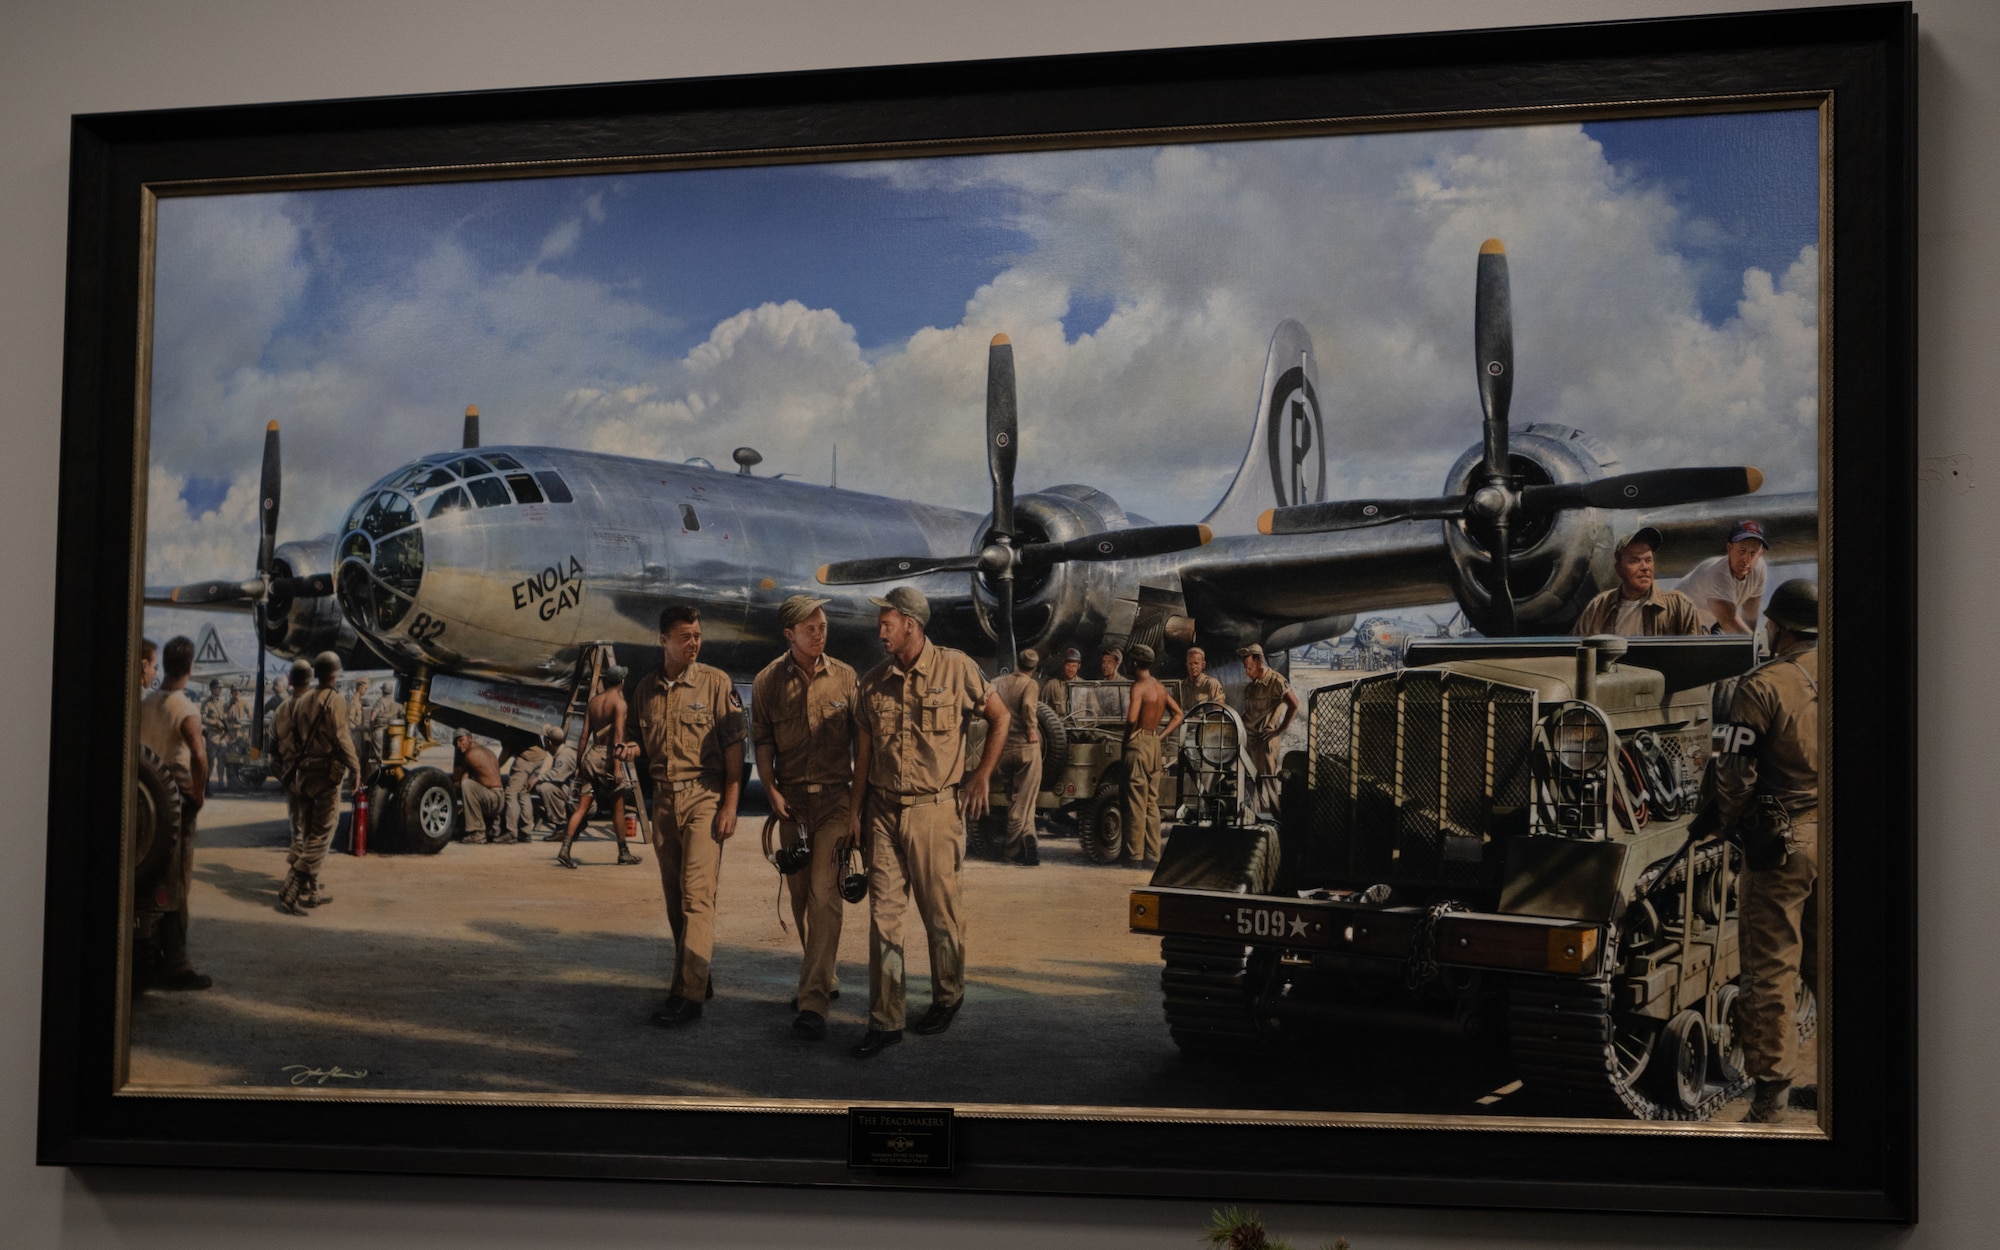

{"left": 1, "top": 1, "right": 1981, "bottom": 1244}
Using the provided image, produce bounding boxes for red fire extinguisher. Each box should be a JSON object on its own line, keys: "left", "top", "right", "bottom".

{"left": 352, "top": 787, "right": 369, "bottom": 857}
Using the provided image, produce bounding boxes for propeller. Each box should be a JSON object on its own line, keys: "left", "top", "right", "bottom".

{"left": 817, "top": 334, "right": 1213, "bottom": 671}
{"left": 156, "top": 421, "right": 335, "bottom": 743}
{"left": 1258, "top": 239, "right": 1768, "bottom": 634}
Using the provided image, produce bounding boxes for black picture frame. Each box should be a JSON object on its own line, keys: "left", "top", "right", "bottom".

{"left": 40, "top": 2, "right": 1916, "bottom": 1222}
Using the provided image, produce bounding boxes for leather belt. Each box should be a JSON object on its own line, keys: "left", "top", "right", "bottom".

{"left": 893, "top": 786, "right": 957, "bottom": 807}
{"left": 799, "top": 781, "right": 851, "bottom": 795}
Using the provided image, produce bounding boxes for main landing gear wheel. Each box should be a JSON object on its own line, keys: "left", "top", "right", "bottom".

{"left": 1076, "top": 779, "right": 1125, "bottom": 864}
{"left": 387, "top": 766, "right": 455, "bottom": 854}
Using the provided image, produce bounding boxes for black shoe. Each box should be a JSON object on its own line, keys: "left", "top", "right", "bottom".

{"left": 1790, "top": 1084, "right": 1820, "bottom": 1111}
{"left": 912, "top": 998, "right": 963, "bottom": 1036}
{"left": 156, "top": 968, "right": 213, "bottom": 991}
{"left": 705, "top": 976, "right": 716, "bottom": 1001}
{"left": 850, "top": 1028, "right": 902, "bottom": 1058}
{"left": 792, "top": 1010, "right": 827, "bottom": 1040}
{"left": 556, "top": 851, "right": 578, "bottom": 869}
{"left": 1023, "top": 835, "right": 1039, "bottom": 866}
{"left": 787, "top": 988, "right": 839, "bottom": 1011}
{"left": 540, "top": 830, "right": 564, "bottom": 842}
{"left": 649, "top": 996, "right": 703, "bottom": 1027}
{"left": 616, "top": 851, "right": 642, "bottom": 865}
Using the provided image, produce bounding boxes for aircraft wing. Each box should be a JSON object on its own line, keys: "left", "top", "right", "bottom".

{"left": 1179, "top": 489, "right": 1820, "bottom": 628}
{"left": 143, "top": 586, "right": 255, "bottom": 613}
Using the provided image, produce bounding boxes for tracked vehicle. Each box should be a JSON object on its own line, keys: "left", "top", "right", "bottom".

{"left": 1130, "top": 634, "right": 1814, "bottom": 1121}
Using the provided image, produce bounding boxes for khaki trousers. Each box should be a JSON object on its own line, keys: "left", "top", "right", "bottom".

{"left": 1121, "top": 733, "right": 1163, "bottom": 862}
{"left": 651, "top": 783, "right": 723, "bottom": 1003}
{"left": 534, "top": 779, "right": 573, "bottom": 830}
{"left": 777, "top": 785, "right": 849, "bottom": 1015}
{"left": 864, "top": 793, "right": 965, "bottom": 1032}
{"left": 1001, "top": 743, "right": 1041, "bottom": 858}
{"left": 1248, "top": 731, "right": 1283, "bottom": 815}
{"left": 460, "top": 777, "right": 503, "bottom": 837}
{"left": 502, "top": 767, "right": 536, "bottom": 839}
{"left": 1737, "top": 819, "right": 1819, "bottom": 1084}
{"left": 286, "top": 782, "right": 342, "bottom": 880}
{"left": 157, "top": 805, "right": 199, "bottom": 975}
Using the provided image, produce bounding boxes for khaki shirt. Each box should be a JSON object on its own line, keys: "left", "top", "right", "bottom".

{"left": 992, "top": 672, "right": 1040, "bottom": 749}
{"left": 1572, "top": 584, "right": 1708, "bottom": 637}
{"left": 857, "top": 640, "right": 991, "bottom": 797}
{"left": 281, "top": 687, "right": 361, "bottom": 788}
{"left": 750, "top": 650, "right": 857, "bottom": 788}
{"left": 1184, "top": 672, "right": 1225, "bottom": 707}
{"left": 632, "top": 662, "right": 746, "bottom": 788}
{"left": 541, "top": 744, "right": 578, "bottom": 786}
{"left": 1711, "top": 642, "right": 1819, "bottom": 824}
{"left": 1039, "top": 676, "right": 1067, "bottom": 716}
{"left": 1242, "top": 669, "right": 1291, "bottom": 739}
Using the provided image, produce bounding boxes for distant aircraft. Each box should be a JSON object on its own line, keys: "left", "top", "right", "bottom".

{"left": 147, "top": 239, "right": 1815, "bottom": 845}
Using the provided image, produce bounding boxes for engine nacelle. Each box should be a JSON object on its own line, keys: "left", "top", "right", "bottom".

{"left": 1443, "top": 424, "right": 1621, "bottom": 635}
{"left": 262, "top": 536, "right": 368, "bottom": 665}
{"left": 969, "top": 485, "right": 1141, "bottom": 656}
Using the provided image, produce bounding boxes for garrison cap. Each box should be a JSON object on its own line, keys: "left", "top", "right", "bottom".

{"left": 1613, "top": 526, "right": 1664, "bottom": 556}
{"left": 1127, "top": 643, "right": 1156, "bottom": 666}
{"left": 1018, "top": 648, "right": 1040, "bottom": 671}
{"left": 1764, "top": 578, "right": 1819, "bottom": 635}
{"left": 542, "top": 723, "right": 566, "bottom": 746}
{"left": 1237, "top": 643, "right": 1265, "bottom": 659}
{"left": 779, "top": 594, "right": 831, "bottom": 628}
{"left": 869, "top": 585, "right": 930, "bottom": 626}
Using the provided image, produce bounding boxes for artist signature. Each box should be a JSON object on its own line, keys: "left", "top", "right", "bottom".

{"left": 282, "top": 1064, "right": 369, "bottom": 1086}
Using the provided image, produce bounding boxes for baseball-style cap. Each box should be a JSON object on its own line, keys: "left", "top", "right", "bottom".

{"left": 779, "top": 594, "right": 830, "bottom": 628}
{"left": 1729, "top": 519, "right": 1769, "bottom": 547}
{"left": 1614, "top": 526, "right": 1664, "bottom": 556}
{"left": 1127, "top": 643, "right": 1156, "bottom": 665}
{"left": 1061, "top": 647, "right": 1082, "bottom": 663}
{"left": 868, "top": 585, "right": 930, "bottom": 626}
{"left": 1237, "top": 643, "right": 1265, "bottom": 659}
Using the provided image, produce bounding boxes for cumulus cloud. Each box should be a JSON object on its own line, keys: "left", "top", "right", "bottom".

{"left": 142, "top": 120, "right": 1820, "bottom": 592}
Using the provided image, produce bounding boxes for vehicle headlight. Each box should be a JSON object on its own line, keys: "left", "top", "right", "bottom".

{"left": 1550, "top": 704, "right": 1609, "bottom": 773}
{"left": 1190, "top": 709, "right": 1238, "bottom": 766}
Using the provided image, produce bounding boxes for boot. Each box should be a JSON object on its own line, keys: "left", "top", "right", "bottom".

{"left": 556, "top": 828, "right": 580, "bottom": 869}
{"left": 1745, "top": 1079, "right": 1792, "bottom": 1123}
{"left": 303, "top": 876, "right": 333, "bottom": 907}
{"left": 615, "top": 827, "right": 641, "bottom": 865}
{"left": 276, "top": 869, "right": 307, "bottom": 915}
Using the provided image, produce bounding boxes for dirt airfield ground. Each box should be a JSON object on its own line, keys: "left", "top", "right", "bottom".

{"left": 126, "top": 744, "right": 1772, "bottom": 1123}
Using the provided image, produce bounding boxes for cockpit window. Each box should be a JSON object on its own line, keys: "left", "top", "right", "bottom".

{"left": 360, "top": 491, "right": 416, "bottom": 538}
{"left": 427, "top": 486, "right": 469, "bottom": 518}
{"left": 447, "top": 456, "right": 491, "bottom": 478}
{"left": 466, "top": 475, "right": 512, "bottom": 508}
{"left": 535, "top": 470, "right": 574, "bottom": 503}
{"left": 486, "top": 453, "right": 524, "bottom": 471}
{"left": 504, "top": 473, "right": 544, "bottom": 504}
{"left": 680, "top": 504, "right": 701, "bottom": 532}
{"left": 406, "top": 465, "right": 458, "bottom": 493}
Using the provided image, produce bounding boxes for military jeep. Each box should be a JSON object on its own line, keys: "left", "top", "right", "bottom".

{"left": 1129, "top": 634, "right": 1816, "bottom": 1121}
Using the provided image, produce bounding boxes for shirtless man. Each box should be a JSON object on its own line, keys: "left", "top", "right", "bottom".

{"left": 557, "top": 665, "right": 641, "bottom": 868}
{"left": 1120, "top": 644, "right": 1183, "bottom": 866}
{"left": 451, "top": 731, "right": 505, "bottom": 844}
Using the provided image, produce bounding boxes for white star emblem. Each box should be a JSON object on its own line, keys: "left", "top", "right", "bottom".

{"left": 1288, "top": 914, "right": 1309, "bottom": 938}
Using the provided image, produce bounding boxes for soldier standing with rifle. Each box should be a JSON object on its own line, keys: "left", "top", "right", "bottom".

{"left": 275, "top": 652, "right": 361, "bottom": 915}
{"left": 1709, "top": 578, "right": 1821, "bottom": 1123}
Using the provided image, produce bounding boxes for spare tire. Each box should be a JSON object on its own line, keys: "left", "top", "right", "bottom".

{"left": 133, "top": 745, "right": 182, "bottom": 891}
{"left": 1035, "top": 702, "right": 1069, "bottom": 776}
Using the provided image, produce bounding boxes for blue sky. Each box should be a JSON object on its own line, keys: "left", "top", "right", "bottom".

{"left": 149, "top": 109, "right": 1823, "bottom": 609}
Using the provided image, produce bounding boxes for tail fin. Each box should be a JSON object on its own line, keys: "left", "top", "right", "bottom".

{"left": 1201, "top": 320, "right": 1325, "bottom": 535}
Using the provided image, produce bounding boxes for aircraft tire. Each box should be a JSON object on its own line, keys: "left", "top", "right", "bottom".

{"left": 389, "top": 766, "right": 456, "bottom": 855}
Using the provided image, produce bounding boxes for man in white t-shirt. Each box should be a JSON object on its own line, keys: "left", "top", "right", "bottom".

{"left": 1675, "top": 519, "right": 1770, "bottom": 635}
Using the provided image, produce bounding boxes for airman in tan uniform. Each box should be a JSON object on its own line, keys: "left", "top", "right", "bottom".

{"left": 1040, "top": 647, "right": 1081, "bottom": 716}
{"left": 1182, "top": 646, "right": 1225, "bottom": 707}
{"left": 846, "top": 586, "right": 1007, "bottom": 1058}
{"left": 990, "top": 648, "right": 1043, "bottom": 866}
{"left": 1237, "top": 643, "right": 1299, "bottom": 816}
{"left": 630, "top": 605, "right": 745, "bottom": 1026}
{"left": 1710, "top": 579, "right": 1820, "bottom": 1123}
{"left": 1571, "top": 527, "right": 1709, "bottom": 637}
{"left": 752, "top": 595, "right": 857, "bottom": 1040}
{"left": 276, "top": 652, "right": 361, "bottom": 915}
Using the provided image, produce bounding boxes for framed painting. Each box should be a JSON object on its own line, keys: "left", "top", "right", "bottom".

{"left": 39, "top": 1, "right": 1915, "bottom": 1221}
